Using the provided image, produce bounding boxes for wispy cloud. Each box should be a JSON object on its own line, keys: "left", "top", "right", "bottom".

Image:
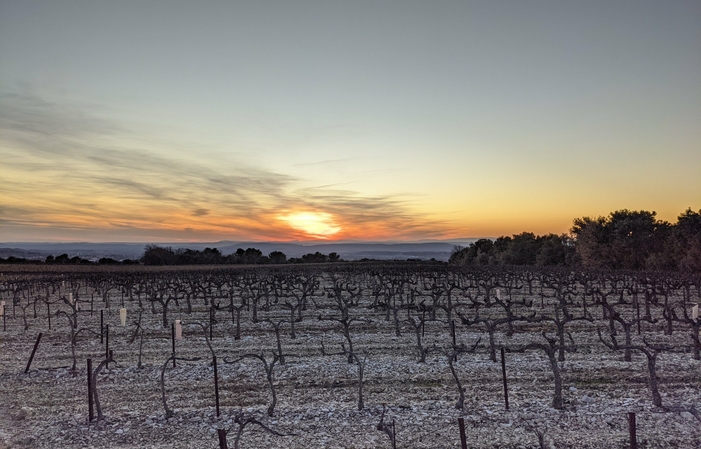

{"left": 0, "top": 90, "right": 463, "bottom": 242}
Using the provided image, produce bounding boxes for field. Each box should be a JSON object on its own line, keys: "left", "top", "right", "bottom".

{"left": 1, "top": 263, "right": 700, "bottom": 448}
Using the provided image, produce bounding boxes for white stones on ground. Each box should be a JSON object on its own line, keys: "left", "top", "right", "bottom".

{"left": 680, "top": 411, "right": 696, "bottom": 421}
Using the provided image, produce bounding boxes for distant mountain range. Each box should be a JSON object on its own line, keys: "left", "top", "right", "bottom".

{"left": 0, "top": 240, "right": 479, "bottom": 262}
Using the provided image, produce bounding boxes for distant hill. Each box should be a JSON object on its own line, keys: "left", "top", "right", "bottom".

{"left": 0, "top": 240, "right": 478, "bottom": 262}
{"left": 0, "top": 242, "right": 146, "bottom": 261}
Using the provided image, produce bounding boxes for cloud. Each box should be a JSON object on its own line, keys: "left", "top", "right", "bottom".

{"left": 0, "top": 89, "right": 463, "bottom": 241}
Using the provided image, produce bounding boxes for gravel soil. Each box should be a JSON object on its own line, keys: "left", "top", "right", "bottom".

{"left": 1, "top": 268, "right": 700, "bottom": 448}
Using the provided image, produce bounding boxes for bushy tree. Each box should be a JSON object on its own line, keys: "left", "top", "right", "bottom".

{"left": 449, "top": 234, "right": 574, "bottom": 267}
{"left": 141, "top": 245, "right": 176, "bottom": 265}
{"left": 268, "top": 251, "right": 288, "bottom": 264}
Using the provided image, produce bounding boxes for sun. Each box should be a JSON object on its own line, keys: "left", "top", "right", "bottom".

{"left": 277, "top": 211, "right": 342, "bottom": 239}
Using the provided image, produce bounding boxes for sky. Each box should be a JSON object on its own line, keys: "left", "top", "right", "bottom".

{"left": 1, "top": 1, "right": 700, "bottom": 243}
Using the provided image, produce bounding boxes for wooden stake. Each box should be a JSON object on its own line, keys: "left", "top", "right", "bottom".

{"left": 25, "top": 332, "right": 43, "bottom": 373}
{"left": 450, "top": 320, "right": 457, "bottom": 362}
{"left": 501, "top": 347, "right": 509, "bottom": 410}
{"left": 105, "top": 324, "right": 109, "bottom": 370}
{"left": 87, "top": 358, "right": 94, "bottom": 422}
{"left": 171, "top": 322, "right": 176, "bottom": 368}
{"left": 458, "top": 417, "right": 467, "bottom": 449}
{"left": 213, "top": 355, "right": 220, "bottom": 417}
{"left": 628, "top": 412, "right": 638, "bottom": 449}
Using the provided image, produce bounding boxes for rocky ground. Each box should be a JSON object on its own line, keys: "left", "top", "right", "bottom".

{"left": 1, "top": 277, "right": 700, "bottom": 448}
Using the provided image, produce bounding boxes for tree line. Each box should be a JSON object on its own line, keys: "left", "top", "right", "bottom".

{"left": 0, "top": 253, "right": 140, "bottom": 266}
{"left": 450, "top": 208, "right": 701, "bottom": 272}
{"left": 140, "top": 245, "right": 341, "bottom": 266}
{"left": 0, "top": 247, "right": 343, "bottom": 266}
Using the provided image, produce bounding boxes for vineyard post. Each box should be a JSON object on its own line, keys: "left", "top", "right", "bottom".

{"left": 100, "top": 310, "right": 104, "bottom": 344}
{"left": 105, "top": 324, "right": 110, "bottom": 370}
{"left": 171, "top": 322, "right": 176, "bottom": 368}
{"left": 450, "top": 320, "right": 457, "bottom": 361}
{"left": 628, "top": 412, "right": 638, "bottom": 449}
{"left": 24, "top": 332, "right": 43, "bottom": 373}
{"left": 213, "top": 354, "right": 221, "bottom": 417}
{"left": 501, "top": 347, "right": 509, "bottom": 410}
{"left": 458, "top": 417, "right": 467, "bottom": 449}
{"left": 47, "top": 302, "right": 51, "bottom": 330}
{"left": 87, "top": 358, "right": 94, "bottom": 422}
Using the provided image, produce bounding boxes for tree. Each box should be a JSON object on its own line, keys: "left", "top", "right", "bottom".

{"left": 142, "top": 245, "right": 175, "bottom": 265}
{"left": 536, "top": 234, "right": 575, "bottom": 266}
{"left": 449, "top": 239, "right": 494, "bottom": 266}
{"left": 268, "top": 251, "right": 287, "bottom": 264}
{"left": 673, "top": 208, "right": 701, "bottom": 272}
{"left": 229, "top": 248, "right": 264, "bottom": 264}
{"left": 501, "top": 232, "right": 538, "bottom": 265}
{"left": 301, "top": 252, "right": 328, "bottom": 263}
{"left": 571, "top": 210, "right": 667, "bottom": 270}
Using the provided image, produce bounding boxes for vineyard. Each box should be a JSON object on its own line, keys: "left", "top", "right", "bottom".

{"left": 1, "top": 263, "right": 700, "bottom": 448}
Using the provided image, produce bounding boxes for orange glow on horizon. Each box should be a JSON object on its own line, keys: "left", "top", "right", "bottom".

{"left": 276, "top": 211, "right": 342, "bottom": 239}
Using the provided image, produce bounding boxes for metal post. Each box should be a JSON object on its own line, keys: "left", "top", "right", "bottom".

{"left": 171, "top": 322, "right": 176, "bottom": 368}
{"left": 450, "top": 320, "right": 457, "bottom": 361}
{"left": 25, "top": 332, "right": 43, "bottom": 373}
{"left": 501, "top": 347, "right": 509, "bottom": 411}
{"left": 458, "top": 417, "right": 467, "bottom": 449}
{"left": 213, "top": 355, "right": 220, "bottom": 417}
{"left": 105, "top": 324, "right": 109, "bottom": 370}
{"left": 100, "top": 310, "right": 104, "bottom": 344}
{"left": 628, "top": 412, "right": 638, "bottom": 449}
{"left": 87, "top": 358, "right": 94, "bottom": 422}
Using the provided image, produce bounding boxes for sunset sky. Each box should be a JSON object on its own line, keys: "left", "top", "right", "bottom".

{"left": 1, "top": 1, "right": 699, "bottom": 243}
